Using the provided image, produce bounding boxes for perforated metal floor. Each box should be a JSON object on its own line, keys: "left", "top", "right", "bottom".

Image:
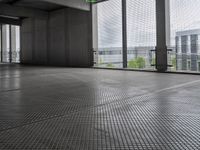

{"left": 0, "top": 64, "right": 200, "bottom": 149}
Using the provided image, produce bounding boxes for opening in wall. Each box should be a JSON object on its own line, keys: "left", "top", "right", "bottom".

{"left": 0, "top": 24, "right": 20, "bottom": 64}
{"left": 93, "top": 0, "right": 156, "bottom": 70}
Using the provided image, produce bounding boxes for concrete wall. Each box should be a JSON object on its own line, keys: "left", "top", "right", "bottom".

{"left": 21, "top": 7, "right": 93, "bottom": 67}
{"left": 21, "top": 18, "right": 48, "bottom": 64}
{"left": 67, "top": 8, "right": 92, "bottom": 67}
{"left": 34, "top": 18, "right": 48, "bottom": 64}
{"left": 21, "top": 18, "right": 34, "bottom": 63}
{"left": 48, "top": 9, "right": 67, "bottom": 66}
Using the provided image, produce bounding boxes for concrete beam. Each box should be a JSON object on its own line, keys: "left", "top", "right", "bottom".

{"left": 0, "top": 17, "right": 21, "bottom": 25}
{"left": 38, "top": 0, "right": 90, "bottom": 11}
{"left": 0, "top": 4, "right": 48, "bottom": 19}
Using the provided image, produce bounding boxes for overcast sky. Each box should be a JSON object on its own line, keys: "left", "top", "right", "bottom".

{"left": 98, "top": 0, "right": 200, "bottom": 48}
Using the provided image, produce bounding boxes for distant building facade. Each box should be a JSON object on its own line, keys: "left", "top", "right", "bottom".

{"left": 176, "top": 29, "right": 200, "bottom": 71}
{"left": 95, "top": 46, "right": 155, "bottom": 69}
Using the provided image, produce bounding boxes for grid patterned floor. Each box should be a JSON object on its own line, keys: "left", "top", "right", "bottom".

{"left": 0, "top": 64, "right": 200, "bottom": 149}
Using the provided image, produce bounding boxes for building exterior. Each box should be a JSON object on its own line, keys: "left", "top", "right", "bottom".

{"left": 94, "top": 46, "right": 155, "bottom": 69}
{"left": 0, "top": 24, "right": 20, "bottom": 63}
{"left": 176, "top": 29, "right": 200, "bottom": 71}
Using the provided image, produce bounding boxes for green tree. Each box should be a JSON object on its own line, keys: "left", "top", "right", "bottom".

{"left": 99, "top": 58, "right": 104, "bottom": 65}
{"left": 106, "top": 63, "right": 114, "bottom": 68}
{"left": 151, "top": 57, "right": 156, "bottom": 66}
{"left": 128, "top": 57, "right": 146, "bottom": 69}
{"left": 172, "top": 57, "right": 176, "bottom": 70}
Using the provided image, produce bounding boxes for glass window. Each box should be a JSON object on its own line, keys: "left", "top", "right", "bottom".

{"left": 0, "top": 25, "right": 1, "bottom": 62}
{"left": 168, "top": 0, "right": 200, "bottom": 72}
{"left": 95, "top": 0, "right": 122, "bottom": 68}
{"left": 11, "top": 25, "right": 20, "bottom": 63}
{"left": 127, "top": 0, "right": 156, "bottom": 70}
{"left": 2, "top": 24, "right": 10, "bottom": 63}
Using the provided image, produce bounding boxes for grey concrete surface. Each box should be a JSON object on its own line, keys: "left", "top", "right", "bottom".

{"left": 40, "top": 0, "right": 90, "bottom": 11}
{"left": 0, "top": 3, "right": 48, "bottom": 19}
{"left": 0, "top": 64, "right": 199, "bottom": 149}
{"left": 0, "top": 0, "right": 90, "bottom": 11}
{"left": 20, "top": 8, "right": 93, "bottom": 67}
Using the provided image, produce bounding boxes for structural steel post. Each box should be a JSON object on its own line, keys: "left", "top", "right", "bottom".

{"left": 156, "top": 0, "right": 168, "bottom": 72}
{"left": 122, "top": 0, "right": 127, "bottom": 68}
{"left": 9, "top": 25, "right": 12, "bottom": 63}
{"left": 0, "top": 25, "right": 2, "bottom": 62}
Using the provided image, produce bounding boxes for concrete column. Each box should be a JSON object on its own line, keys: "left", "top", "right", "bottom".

{"left": 176, "top": 36, "right": 181, "bottom": 54}
{"left": 198, "top": 35, "right": 200, "bottom": 54}
{"left": 156, "top": 0, "right": 168, "bottom": 72}
{"left": 187, "top": 35, "right": 191, "bottom": 54}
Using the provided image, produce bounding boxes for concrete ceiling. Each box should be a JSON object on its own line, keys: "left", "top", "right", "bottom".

{"left": 0, "top": 0, "right": 90, "bottom": 11}
{"left": 15, "top": 0, "right": 64, "bottom": 11}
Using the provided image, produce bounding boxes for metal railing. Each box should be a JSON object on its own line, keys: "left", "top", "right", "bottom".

{"left": 93, "top": 47, "right": 156, "bottom": 69}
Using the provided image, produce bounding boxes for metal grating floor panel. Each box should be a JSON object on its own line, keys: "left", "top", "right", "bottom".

{"left": 0, "top": 64, "right": 200, "bottom": 149}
